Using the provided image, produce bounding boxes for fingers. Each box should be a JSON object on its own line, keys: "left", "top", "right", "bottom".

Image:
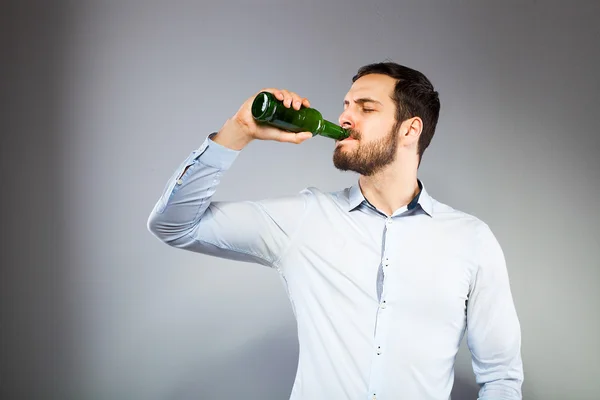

{"left": 278, "top": 131, "right": 313, "bottom": 144}
{"left": 262, "top": 127, "right": 313, "bottom": 144}
{"left": 252, "top": 88, "right": 312, "bottom": 145}
{"left": 263, "top": 88, "right": 311, "bottom": 110}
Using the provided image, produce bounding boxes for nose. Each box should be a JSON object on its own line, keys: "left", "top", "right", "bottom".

{"left": 338, "top": 109, "right": 354, "bottom": 130}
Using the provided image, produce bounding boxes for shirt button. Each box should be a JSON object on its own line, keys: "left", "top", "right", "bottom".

{"left": 372, "top": 395, "right": 377, "bottom": 400}
{"left": 380, "top": 301, "right": 387, "bottom": 309}
{"left": 176, "top": 179, "right": 183, "bottom": 185}
{"left": 385, "top": 218, "right": 392, "bottom": 225}
{"left": 377, "top": 346, "right": 382, "bottom": 355}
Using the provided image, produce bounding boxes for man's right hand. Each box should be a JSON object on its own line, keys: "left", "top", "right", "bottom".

{"left": 213, "top": 88, "right": 314, "bottom": 150}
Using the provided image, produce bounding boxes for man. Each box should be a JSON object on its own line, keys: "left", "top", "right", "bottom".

{"left": 147, "top": 62, "right": 524, "bottom": 400}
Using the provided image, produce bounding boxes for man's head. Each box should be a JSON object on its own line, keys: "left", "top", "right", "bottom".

{"left": 333, "top": 62, "right": 440, "bottom": 176}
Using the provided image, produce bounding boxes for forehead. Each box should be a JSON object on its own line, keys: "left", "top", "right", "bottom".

{"left": 345, "top": 73, "right": 396, "bottom": 103}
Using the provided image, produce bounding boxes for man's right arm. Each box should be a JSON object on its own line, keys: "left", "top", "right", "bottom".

{"left": 147, "top": 129, "right": 309, "bottom": 268}
{"left": 147, "top": 89, "right": 314, "bottom": 267}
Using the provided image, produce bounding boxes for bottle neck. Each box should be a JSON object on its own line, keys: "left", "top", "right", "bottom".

{"left": 319, "top": 120, "right": 349, "bottom": 140}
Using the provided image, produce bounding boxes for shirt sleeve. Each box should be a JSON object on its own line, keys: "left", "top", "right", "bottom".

{"left": 466, "top": 223, "right": 524, "bottom": 400}
{"left": 147, "top": 132, "right": 309, "bottom": 268}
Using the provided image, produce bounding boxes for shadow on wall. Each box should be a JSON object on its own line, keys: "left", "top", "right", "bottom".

{"left": 166, "top": 324, "right": 299, "bottom": 400}
{"left": 452, "top": 375, "right": 480, "bottom": 399}
{"left": 164, "top": 323, "right": 481, "bottom": 400}
{"left": 1, "top": 2, "right": 77, "bottom": 399}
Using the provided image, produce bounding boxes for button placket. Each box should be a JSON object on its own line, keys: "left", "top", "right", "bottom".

{"left": 368, "top": 217, "right": 391, "bottom": 399}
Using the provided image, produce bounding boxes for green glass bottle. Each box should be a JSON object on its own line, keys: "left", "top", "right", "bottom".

{"left": 251, "top": 91, "right": 349, "bottom": 140}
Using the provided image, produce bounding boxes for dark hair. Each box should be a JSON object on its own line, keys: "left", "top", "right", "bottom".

{"left": 352, "top": 62, "right": 440, "bottom": 165}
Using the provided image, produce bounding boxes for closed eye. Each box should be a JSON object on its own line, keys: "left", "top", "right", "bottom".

{"left": 363, "top": 109, "right": 375, "bottom": 113}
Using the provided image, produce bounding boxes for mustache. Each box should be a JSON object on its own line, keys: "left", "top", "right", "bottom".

{"left": 346, "top": 128, "right": 361, "bottom": 140}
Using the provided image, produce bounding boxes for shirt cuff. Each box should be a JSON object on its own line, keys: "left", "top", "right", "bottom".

{"left": 194, "top": 131, "right": 240, "bottom": 170}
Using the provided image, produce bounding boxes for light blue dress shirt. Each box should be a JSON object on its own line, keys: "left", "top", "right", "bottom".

{"left": 148, "top": 133, "right": 524, "bottom": 400}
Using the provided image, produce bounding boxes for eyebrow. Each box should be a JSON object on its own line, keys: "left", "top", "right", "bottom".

{"left": 343, "top": 98, "right": 383, "bottom": 107}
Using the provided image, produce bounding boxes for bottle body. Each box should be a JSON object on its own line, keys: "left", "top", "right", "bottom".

{"left": 251, "top": 91, "right": 349, "bottom": 140}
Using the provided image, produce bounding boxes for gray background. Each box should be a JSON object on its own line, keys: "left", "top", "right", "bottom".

{"left": 2, "top": 1, "right": 599, "bottom": 399}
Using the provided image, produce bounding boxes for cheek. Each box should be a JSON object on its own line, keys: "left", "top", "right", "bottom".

{"left": 364, "top": 118, "right": 394, "bottom": 139}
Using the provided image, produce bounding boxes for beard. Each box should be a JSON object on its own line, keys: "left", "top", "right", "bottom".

{"left": 333, "top": 122, "right": 399, "bottom": 176}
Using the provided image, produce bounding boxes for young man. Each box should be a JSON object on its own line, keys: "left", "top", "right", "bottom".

{"left": 147, "top": 62, "right": 524, "bottom": 400}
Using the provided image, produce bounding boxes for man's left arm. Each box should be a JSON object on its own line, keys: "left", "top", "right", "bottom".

{"left": 466, "top": 223, "right": 524, "bottom": 400}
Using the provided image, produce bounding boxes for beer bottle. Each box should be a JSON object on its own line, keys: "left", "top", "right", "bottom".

{"left": 251, "top": 91, "right": 349, "bottom": 140}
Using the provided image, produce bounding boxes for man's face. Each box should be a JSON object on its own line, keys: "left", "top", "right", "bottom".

{"left": 333, "top": 74, "right": 400, "bottom": 176}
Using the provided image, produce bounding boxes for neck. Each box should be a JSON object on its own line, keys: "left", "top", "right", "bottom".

{"left": 358, "top": 158, "right": 420, "bottom": 217}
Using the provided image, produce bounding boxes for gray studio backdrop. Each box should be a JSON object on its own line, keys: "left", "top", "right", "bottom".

{"left": 2, "top": 1, "right": 599, "bottom": 399}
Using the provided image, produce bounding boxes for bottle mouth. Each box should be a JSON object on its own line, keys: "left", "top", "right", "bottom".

{"left": 251, "top": 92, "right": 276, "bottom": 121}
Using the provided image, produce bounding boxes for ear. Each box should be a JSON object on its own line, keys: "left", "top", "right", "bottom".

{"left": 401, "top": 117, "right": 423, "bottom": 144}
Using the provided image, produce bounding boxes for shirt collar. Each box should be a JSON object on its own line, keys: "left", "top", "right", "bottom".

{"left": 345, "top": 179, "right": 433, "bottom": 217}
